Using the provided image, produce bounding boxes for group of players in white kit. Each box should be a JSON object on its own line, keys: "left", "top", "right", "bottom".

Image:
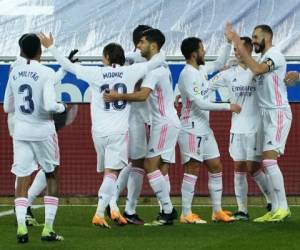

{"left": 3, "top": 22, "right": 296, "bottom": 243}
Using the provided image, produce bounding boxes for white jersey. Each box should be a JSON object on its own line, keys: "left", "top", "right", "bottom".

{"left": 210, "top": 65, "right": 259, "bottom": 133}
{"left": 3, "top": 60, "right": 65, "bottom": 141}
{"left": 255, "top": 47, "right": 289, "bottom": 109}
{"left": 49, "top": 46, "right": 164, "bottom": 137}
{"left": 7, "top": 57, "right": 66, "bottom": 137}
{"left": 178, "top": 64, "right": 230, "bottom": 135}
{"left": 178, "top": 43, "right": 231, "bottom": 135}
{"left": 142, "top": 64, "right": 180, "bottom": 127}
{"left": 126, "top": 50, "right": 151, "bottom": 124}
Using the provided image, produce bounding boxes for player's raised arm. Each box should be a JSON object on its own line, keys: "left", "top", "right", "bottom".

{"left": 210, "top": 70, "right": 231, "bottom": 91}
{"left": 226, "top": 24, "right": 271, "bottom": 76}
{"left": 180, "top": 72, "right": 241, "bottom": 113}
{"left": 38, "top": 33, "right": 99, "bottom": 85}
{"left": 3, "top": 77, "right": 15, "bottom": 113}
{"left": 43, "top": 75, "right": 65, "bottom": 113}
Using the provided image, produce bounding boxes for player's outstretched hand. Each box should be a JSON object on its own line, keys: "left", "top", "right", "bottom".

{"left": 68, "top": 49, "right": 79, "bottom": 63}
{"left": 37, "top": 32, "right": 54, "bottom": 48}
{"left": 103, "top": 90, "right": 119, "bottom": 102}
{"left": 284, "top": 71, "right": 299, "bottom": 86}
{"left": 225, "top": 22, "right": 239, "bottom": 44}
{"left": 230, "top": 103, "right": 241, "bottom": 114}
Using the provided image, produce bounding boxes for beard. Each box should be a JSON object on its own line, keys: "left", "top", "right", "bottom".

{"left": 254, "top": 39, "right": 265, "bottom": 53}
{"left": 196, "top": 55, "right": 205, "bottom": 66}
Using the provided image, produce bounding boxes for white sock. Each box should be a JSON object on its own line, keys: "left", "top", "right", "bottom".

{"left": 208, "top": 172, "right": 223, "bottom": 213}
{"left": 263, "top": 160, "right": 288, "bottom": 210}
{"left": 28, "top": 169, "right": 47, "bottom": 207}
{"left": 147, "top": 170, "right": 173, "bottom": 214}
{"left": 44, "top": 196, "right": 59, "bottom": 230}
{"left": 234, "top": 171, "right": 248, "bottom": 213}
{"left": 125, "top": 167, "right": 145, "bottom": 215}
{"left": 251, "top": 169, "right": 272, "bottom": 204}
{"left": 181, "top": 173, "right": 197, "bottom": 216}
{"left": 96, "top": 173, "right": 117, "bottom": 217}
{"left": 159, "top": 175, "right": 170, "bottom": 213}
{"left": 15, "top": 197, "right": 28, "bottom": 226}
{"left": 109, "top": 164, "right": 131, "bottom": 211}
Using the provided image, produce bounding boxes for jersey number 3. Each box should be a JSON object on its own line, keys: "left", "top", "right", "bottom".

{"left": 100, "top": 83, "right": 127, "bottom": 111}
{"left": 18, "top": 84, "right": 34, "bottom": 114}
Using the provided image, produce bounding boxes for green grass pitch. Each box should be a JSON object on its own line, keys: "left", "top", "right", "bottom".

{"left": 0, "top": 205, "right": 300, "bottom": 250}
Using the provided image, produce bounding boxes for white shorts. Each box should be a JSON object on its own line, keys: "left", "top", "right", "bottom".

{"left": 12, "top": 134, "right": 60, "bottom": 177}
{"left": 146, "top": 124, "right": 180, "bottom": 163}
{"left": 93, "top": 133, "right": 129, "bottom": 172}
{"left": 229, "top": 133, "right": 260, "bottom": 162}
{"left": 178, "top": 129, "right": 220, "bottom": 164}
{"left": 129, "top": 123, "right": 150, "bottom": 160}
{"left": 256, "top": 107, "right": 292, "bottom": 155}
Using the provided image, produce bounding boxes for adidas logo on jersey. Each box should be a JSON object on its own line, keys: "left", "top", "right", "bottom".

{"left": 267, "top": 141, "right": 272, "bottom": 145}
{"left": 149, "top": 148, "right": 155, "bottom": 153}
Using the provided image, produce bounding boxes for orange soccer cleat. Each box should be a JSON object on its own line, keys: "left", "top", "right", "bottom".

{"left": 180, "top": 213, "right": 207, "bottom": 224}
{"left": 212, "top": 210, "right": 235, "bottom": 223}
{"left": 92, "top": 215, "right": 111, "bottom": 228}
{"left": 111, "top": 211, "right": 127, "bottom": 225}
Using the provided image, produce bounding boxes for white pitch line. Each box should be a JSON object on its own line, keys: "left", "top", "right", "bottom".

{"left": 1, "top": 204, "right": 299, "bottom": 218}
{"left": 0, "top": 205, "right": 43, "bottom": 218}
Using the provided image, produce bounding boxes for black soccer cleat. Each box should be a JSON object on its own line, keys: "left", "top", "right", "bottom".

{"left": 17, "top": 233, "right": 29, "bottom": 244}
{"left": 41, "top": 232, "right": 64, "bottom": 242}
{"left": 123, "top": 212, "right": 144, "bottom": 225}
{"left": 156, "top": 208, "right": 178, "bottom": 225}
{"left": 233, "top": 211, "right": 249, "bottom": 221}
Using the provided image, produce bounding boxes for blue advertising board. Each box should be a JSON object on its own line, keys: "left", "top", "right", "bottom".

{"left": 0, "top": 63, "right": 300, "bottom": 103}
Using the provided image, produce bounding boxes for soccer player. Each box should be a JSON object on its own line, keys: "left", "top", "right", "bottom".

{"left": 104, "top": 29, "right": 180, "bottom": 225}
{"left": 177, "top": 32, "right": 240, "bottom": 224}
{"left": 9, "top": 35, "right": 77, "bottom": 227}
{"left": 210, "top": 37, "right": 272, "bottom": 220}
{"left": 38, "top": 32, "right": 165, "bottom": 228}
{"left": 3, "top": 33, "right": 65, "bottom": 243}
{"left": 227, "top": 24, "right": 292, "bottom": 222}
{"left": 108, "top": 25, "right": 152, "bottom": 225}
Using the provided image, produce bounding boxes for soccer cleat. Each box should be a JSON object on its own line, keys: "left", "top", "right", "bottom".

{"left": 266, "top": 203, "right": 272, "bottom": 212}
{"left": 232, "top": 211, "right": 249, "bottom": 221}
{"left": 223, "top": 210, "right": 233, "bottom": 216}
{"left": 25, "top": 206, "right": 41, "bottom": 227}
{"left": 92, "top": 215, "right": 111, "bottom": 228}
{"left": 17, "top": 225, "right": 28, "bottom": 243}
{"left": 212, "top": 210, "right": 235, "bottom": 223}
{"left": 111, "top": 211, "right": 127, "bottom": 225}
{"left": 253, "top": 211, "right": 274, "bottom": 223}
{"left": 146, "top": 208, "right": 178, "bottom": 226}
{"left": 123, "top": 212, "right": 144, "bottom": 225}
{"left": 41, "top": 226, "right": 64, "bottom": 241}
{"left": 269, "top": 208, "right": 291, "bottom": 222}
{"left": 180, "top": 213, "right": 207, "bottom": 224}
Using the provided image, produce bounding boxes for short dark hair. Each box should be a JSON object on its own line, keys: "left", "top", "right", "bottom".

{"left": 19, "top": 33, "right": 41, "bottom": 59}
{"left": 180, "top": 37, "right": 202, "bottom": 60}
{"left": 254, "top": 24, "right": 273, "bottom": 38}
{"left": 103, "top": 43, "right": 125, "bottom": 66}
{"left": 141, "top": 29, "right": 165, "bottom": 50}
{"left": 240, "top": 36, "right": 253, "bottom": 51}
{"left": 133, "top": 25, "right": 152, "bottom": 46}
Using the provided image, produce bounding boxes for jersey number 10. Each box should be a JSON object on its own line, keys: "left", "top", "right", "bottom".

{"left": 100, "top": 83, "right": 127, "bottom": 111}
